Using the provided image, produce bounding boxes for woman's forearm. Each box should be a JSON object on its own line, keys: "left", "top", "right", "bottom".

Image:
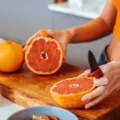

{"left": 106, "top": 39, "right": 120, "bottom": 61}
{"left": 66, "top": 17, "right": 112, "bottom": 43}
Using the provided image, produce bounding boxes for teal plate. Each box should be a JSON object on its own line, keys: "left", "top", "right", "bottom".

{"left": 7, "top": 106, "right": 79, "bottom": 120}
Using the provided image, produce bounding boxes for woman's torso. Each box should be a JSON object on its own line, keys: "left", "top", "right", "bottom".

{"left": 107, "top": 0, "right": 120, "bottom": 61}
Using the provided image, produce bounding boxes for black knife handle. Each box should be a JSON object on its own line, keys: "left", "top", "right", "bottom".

{"left": 90, "top": 67, "right": 104, "bottom": 79}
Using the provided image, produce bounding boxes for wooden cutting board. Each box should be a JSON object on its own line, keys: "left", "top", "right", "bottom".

{"left": 0, "top": 63, "right": 120, "bottom": 120}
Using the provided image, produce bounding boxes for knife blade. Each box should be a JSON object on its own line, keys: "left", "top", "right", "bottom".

{"left": 88, "top": 50, "right": 98, "bottom": 73}
{"left": 88, "top": 50, "right": 104, "bottom": 79}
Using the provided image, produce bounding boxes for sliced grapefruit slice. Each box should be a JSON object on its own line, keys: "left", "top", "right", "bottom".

{"left": 50, "top": 76, "right": 95, "bottom": 108}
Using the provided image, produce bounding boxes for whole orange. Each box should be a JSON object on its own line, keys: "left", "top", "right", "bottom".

{"left": 0, "top": 41, "right": 24, "bottom": 72}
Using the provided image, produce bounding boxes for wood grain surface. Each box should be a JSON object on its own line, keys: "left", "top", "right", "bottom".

{"left": 0, "top": 63, "right": 120, "bottom": 120}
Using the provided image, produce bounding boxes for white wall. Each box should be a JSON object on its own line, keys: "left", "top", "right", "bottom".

{"left": 0, "top": 0, "right": 112, "bottom": 69}
{"left": 0, "top": 0, "right": 52, "bottom": 44}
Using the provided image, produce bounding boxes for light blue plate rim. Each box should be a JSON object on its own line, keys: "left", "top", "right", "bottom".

{"left": 7, "top": 106, "right": 79, "bottom": 120}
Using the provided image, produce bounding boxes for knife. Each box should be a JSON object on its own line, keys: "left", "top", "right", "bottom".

{"left": 88, "top": 50, "right": 104, "bottom": 79}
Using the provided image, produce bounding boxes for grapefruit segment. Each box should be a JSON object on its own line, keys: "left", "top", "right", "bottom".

{"left": 50, "top": 76, "right": 95, "bottom": 108}
{"left": 25, "top": 36, "right": 63, "bottom": 75}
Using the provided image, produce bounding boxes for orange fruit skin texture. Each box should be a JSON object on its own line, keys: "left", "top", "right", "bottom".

{"left": 50, "top": 76, "right": 95, "bottom": 109}
{"left": 0, "top": 41, "right": 24, "bottom": 72}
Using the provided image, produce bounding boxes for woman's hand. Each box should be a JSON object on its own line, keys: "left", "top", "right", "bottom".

{"left": 46, "top": 30, "right": 72, "bottom": 60}
{"left": 24, "top": 29, "right": 72, "bottom": 60}
{"left": 80, "top": 61, "right": 120, "bottom": 109}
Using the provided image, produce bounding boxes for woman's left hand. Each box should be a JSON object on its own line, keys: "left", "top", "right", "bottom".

{"left": 80, "top": 61, "right": 120, "bottom": 109}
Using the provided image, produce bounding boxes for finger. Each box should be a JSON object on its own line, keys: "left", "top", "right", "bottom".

{"left": 99, "top": 61, "right": 118, "bottom": 74}
{"left": 24, "top": 29, "right": 47, "bottom": 51}
{"left": 63, "top": 52, "right": 66, "bottom": 61}
{"left": 62, "top": 45, "right": 67, "bottom": 61}
{"left": 60, "top": 48, "right": 66, "bottom": 61}
{"left": 99, "top": 65, "right": 106, "bottom": 74}
{"left": 46, "top": 29, "right": 55, "bottom": 37}
{"left": 115, "top": 87, "right": 120, "bottom": 92}
{"left": 85, "top": 91, "right": 109, "bottom": 109}
{"left": 82, "top": 86, "right": 106, "bottom": 102}
{"left": 78, "top": 70, "right": 90, "bottom": 77}
{"left": 26, "top": 29, "right": 44, "bottom": 45}
{"left": 21, "top": 44, "right": 26, "bottom": 48}
{"left": 24, "top": 32, "right": 39, "bottom": 51}
{"left": 93, "top": 77, "right": 109, "bottom": 86}
{"left": 26, "top": 34, "right": 37, "bottom": 45}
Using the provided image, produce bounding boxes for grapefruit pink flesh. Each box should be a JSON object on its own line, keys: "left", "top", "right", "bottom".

{"left": 52, "top": 78, "right": 93, "bottom": 94}
{"left": 25, "top": 37, "right": 63, "bottom": 75}
{"left": 50, "top": 77, "right": 95, "bottom": 108}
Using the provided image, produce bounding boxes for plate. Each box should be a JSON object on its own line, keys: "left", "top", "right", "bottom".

{"left": 7, "top": 106, "right": 79, "bottom": 120}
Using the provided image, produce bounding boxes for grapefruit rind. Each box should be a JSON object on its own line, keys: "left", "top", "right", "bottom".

{"left": 24, "top": 29, "right": 48, "bottom": 51}
{"left": 39, "top": 29, "right": 48, "bottom": 37}
{"left": 50, "top": 76, "right": 95, "bottom": 108}
{"left": 25, "top": 36, "right": 63, "bottom": 75}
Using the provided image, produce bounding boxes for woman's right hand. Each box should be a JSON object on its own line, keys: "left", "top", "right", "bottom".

{"left": 79, "top": 61, "right": 120, "bottom": 109}
{"left": 24, "top": 29, "right": 72, "bottom": 60}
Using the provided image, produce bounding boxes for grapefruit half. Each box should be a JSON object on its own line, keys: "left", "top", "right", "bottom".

{"left": 25, "top": 35, "right": 63, "bottom": 75}
{"left": 50, "top": 76, "right": 95, "bottom": 108}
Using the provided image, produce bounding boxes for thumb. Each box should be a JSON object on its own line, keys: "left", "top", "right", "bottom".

{"left": 46, "top": 29, "right": 55, "bottom": 38}
{"left": 78, "top": 70, "right": 90, "bottom": 77}
{"left": 62, "top": 46, "right": 67, "bottom": 61}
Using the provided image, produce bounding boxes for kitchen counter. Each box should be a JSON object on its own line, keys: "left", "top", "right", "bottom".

{"left": 48, "top": 1, "right": 104, "bottom": 19}
{"left": 0, "top": 95, "right": 24, "bottom": 120}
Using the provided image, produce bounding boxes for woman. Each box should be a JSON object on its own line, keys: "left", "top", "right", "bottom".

{"left": 25, "top": 0, "right": 120, "bottom": 109}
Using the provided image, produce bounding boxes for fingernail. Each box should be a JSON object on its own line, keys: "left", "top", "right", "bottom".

{"left": 85, "top": 105, "right": 89, "bottom": 109}
{"left": 82, "top": 97, "right": 86, "bottom": 102}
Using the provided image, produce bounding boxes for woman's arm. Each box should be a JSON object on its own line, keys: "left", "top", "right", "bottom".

{"left": 106, "top": 39, "right": 120, "bottom": 61}
{"left": 66, "top": 0, "right": 117, "bottom": 43}
{"left": 25, "top": 0, "right": 116, "bottom": 59}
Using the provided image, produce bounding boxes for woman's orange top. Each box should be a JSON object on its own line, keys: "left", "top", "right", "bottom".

{"left": 112, "top": 0, "right": 120, "bottom": 39}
